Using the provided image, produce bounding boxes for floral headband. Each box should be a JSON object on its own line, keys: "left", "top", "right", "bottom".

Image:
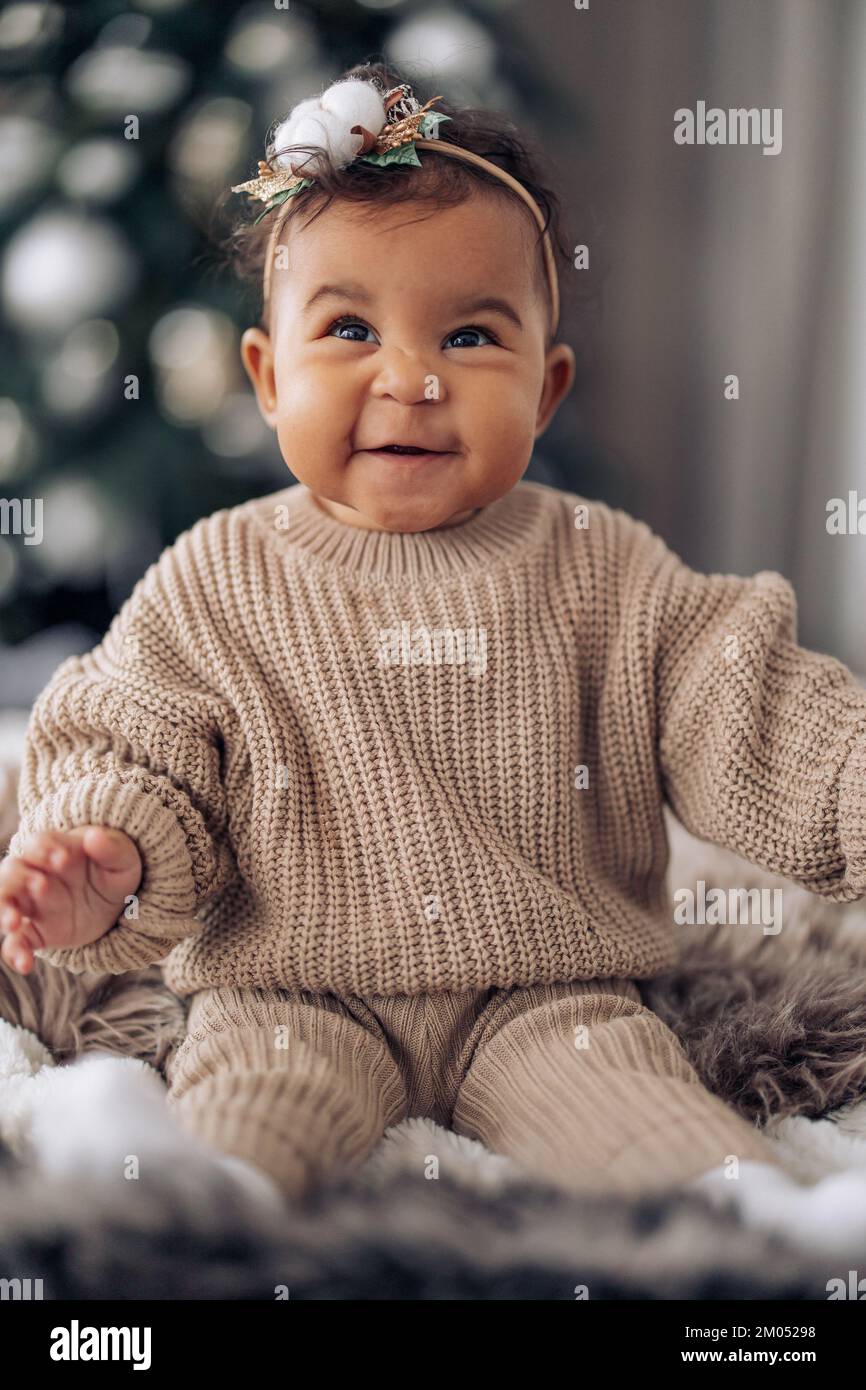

{"left": 231, "top": 77, "right": 560, "bottom": 334}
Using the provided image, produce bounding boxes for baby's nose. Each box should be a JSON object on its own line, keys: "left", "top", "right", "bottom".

{"left": 370, "top": 347, "right": 444, "bottom": 405}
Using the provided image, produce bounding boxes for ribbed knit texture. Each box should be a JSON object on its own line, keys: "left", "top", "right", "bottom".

{"left": 164, "top": 978, "right": 783, "bottom": 1200}
{"left": 7, "top": 479, "right": 866, "bottom": 996}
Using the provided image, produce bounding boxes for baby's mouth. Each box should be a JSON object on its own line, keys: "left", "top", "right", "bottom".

{"left": 379, "top": 445, "right": 432, "bottom": 455}
{"left": 358, "top": 442, "right": 455, "bottom": 464}
{"left": 363, "top": 443, "right": 449, "bottom": 455}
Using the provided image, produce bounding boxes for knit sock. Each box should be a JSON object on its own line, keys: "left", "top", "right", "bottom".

{"left": 690, "top": 1158, "right": 866, "bottom": 1253}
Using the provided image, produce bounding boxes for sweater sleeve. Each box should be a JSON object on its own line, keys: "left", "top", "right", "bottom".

{"left": 648, "top": 534, "right": 866, "bottom": 901}
{"left": 4, "top": 563, "right": 238, "bottom": 974}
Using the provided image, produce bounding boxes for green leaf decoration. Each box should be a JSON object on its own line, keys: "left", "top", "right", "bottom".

{"left": 418, "top": 112, "right": 452, "bottom": 137}
{"left": 358, "top": 142, "right": 423, "bottom": 169}
{"left": 252, "top": 178, "right": 315, "bottom": 224}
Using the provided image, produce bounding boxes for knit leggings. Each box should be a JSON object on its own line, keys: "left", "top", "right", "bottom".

{"left": 163, "top": 976, "right": 783, "bottom": 1202}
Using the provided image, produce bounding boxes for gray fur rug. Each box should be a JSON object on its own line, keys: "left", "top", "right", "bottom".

{"left": 2, "top": 809, "right": 866, "bottom": 1299}
{"left": 0, "top": 1146, "right": 851, "bottom": 1300}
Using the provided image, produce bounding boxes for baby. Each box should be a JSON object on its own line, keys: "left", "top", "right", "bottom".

{"left": 1, "top": 61, "right": 865, "bottom": 1218}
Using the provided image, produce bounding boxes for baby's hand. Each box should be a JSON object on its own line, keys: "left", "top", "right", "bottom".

{"left": 0, "top": 827, "right": 143, "bottom": 975}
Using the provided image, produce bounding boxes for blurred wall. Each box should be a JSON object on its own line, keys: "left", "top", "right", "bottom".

{"left": 508, "top": 0, "right": 865, "bottom": 673}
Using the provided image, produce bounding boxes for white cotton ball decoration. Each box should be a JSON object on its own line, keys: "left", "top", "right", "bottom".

{"left": 320, "top": 79, "right": 386, "bottom": 134}
{"left": 271, "top": 99, "right": 319, "bottom": 173}
{"left": 271, "top": 79, "right": 387, "bottom": 177}
{"left": 285, "top": 111, "right": 353, "bottom": 172}
{"left": 278, "top": 96, "right": 319, "bottom": 129}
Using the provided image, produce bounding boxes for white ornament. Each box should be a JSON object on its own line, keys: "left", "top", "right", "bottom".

{"left": 271, "top": 79, "right": 387, "bottom": 177}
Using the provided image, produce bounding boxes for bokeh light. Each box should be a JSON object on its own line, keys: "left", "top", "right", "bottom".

{"left": 40, "top": 319, "right": 120, "bottom": 420}
{"left": 224, "top": 4, "right": 319, "bottom": 77}
{"left": 0, "top": 3, "right": 64, "bottom": 62}
{"left": 167, "top": 96, "right": 253, "bottom": 200}
{"left": 149, "top": 305, "right": 238, "bottom": 424}
{"left": 29, "top": 476, "right": 123, "bottom": 585}
{"left": 56, "top": 137, "right": 140, "bottom": 204}
{"left": 0, "top": 115, "right": 59, "bottom": 217}
{"left": 0, "top": 400, "right": 38, "bottom": 483}
{"left": 1, "top": 211, "right": 138, "bottom": 335}
{"left": 386, "top": 9, "right": 496, "bottom": 85}
{"left": 65, "top": 44, "right": 191, "bottom": 116}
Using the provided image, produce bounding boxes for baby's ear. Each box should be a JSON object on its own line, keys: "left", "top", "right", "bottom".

{"left": 240, "top": 327, "right": 278, "bottom": 427}
{"left": 535, "top": 341, "right": 576, "bottom": 436}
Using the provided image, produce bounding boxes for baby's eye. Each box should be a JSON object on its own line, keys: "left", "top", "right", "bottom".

{"left": 443, "top": 325, "right": 498, "bottom": 349}
{"left": 324, "top": 318, "right": 498, "bottom": 349}
{"left": 327, "top": 316, "right": 379, "bottom": 344}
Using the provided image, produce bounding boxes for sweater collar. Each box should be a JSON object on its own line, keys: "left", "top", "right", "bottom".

{"left": 249, "top": 481, "right": 549, "bottom": 583}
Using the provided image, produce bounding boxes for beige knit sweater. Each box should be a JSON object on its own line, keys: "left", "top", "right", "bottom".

{"left": 7, "top": 480, "right": 866, "bottom": 999}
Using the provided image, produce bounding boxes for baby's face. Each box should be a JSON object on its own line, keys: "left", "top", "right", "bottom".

{"left": 241, "top": 192, "right": 575, "bottom": 532}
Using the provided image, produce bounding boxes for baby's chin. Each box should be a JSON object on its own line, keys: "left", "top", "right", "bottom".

{"left": 384, "top": 508, "right": 477, "bottom": 534}
{"left": 306, "top": 472, "right": 485, "bottom": 533}
{"left": 343, "top": 494, "right": 478, "bottom": 534}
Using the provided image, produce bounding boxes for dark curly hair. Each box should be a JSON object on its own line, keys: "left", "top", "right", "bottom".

{"left": 212, "top": 59, "right": 573, "bottom": 347}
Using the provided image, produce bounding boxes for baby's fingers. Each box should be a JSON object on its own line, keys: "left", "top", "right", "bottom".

{"left": 0, "top": 863, "right": 34, "bottom": 923}
{"left": 80, "top": 826, "right": 140, "bottom": 875}
{"left": 0, "top": 857, "right": 56, "bottom": 924}
{"left": 0, "top": 859, "right": 73, "bottom": 954}
{"left": 0, "top": 919, "right": 42, "bottom": 974}
{"left": 9, "top": 829, "right": 79, "bottom": 877}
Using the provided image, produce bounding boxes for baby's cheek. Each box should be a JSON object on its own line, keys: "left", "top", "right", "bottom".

{"left": 468, "top": 380, "right": 537, "bottom": 464}
{"left": 274, "top": 368, "right": 356, "bottom": 468}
